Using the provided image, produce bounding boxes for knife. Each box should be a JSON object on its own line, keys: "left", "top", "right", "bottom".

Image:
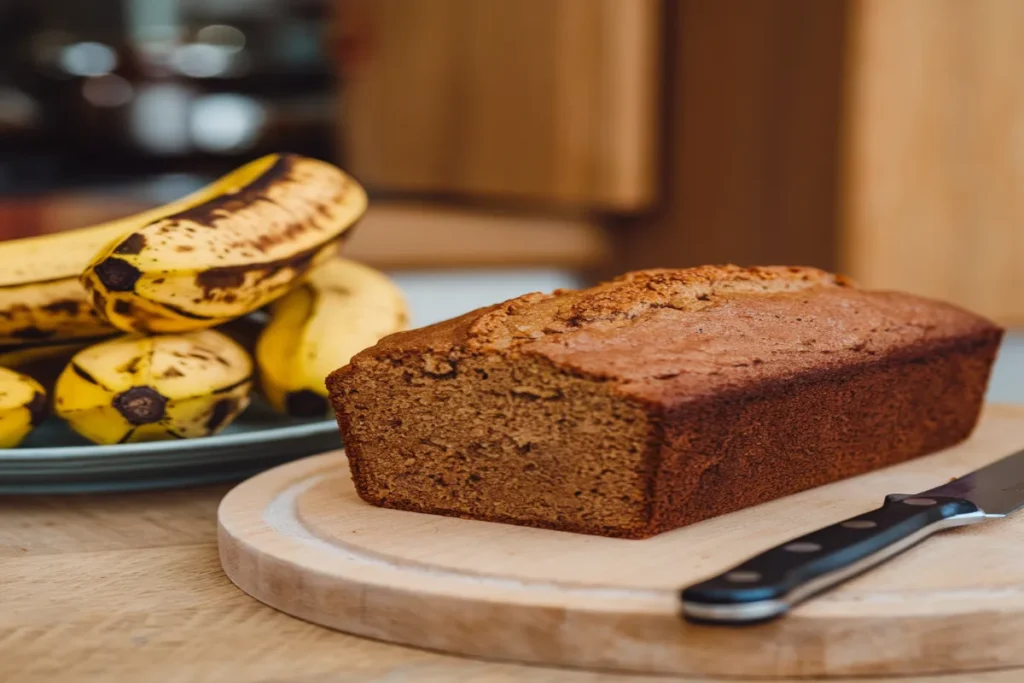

{"left": 680, "top": 446, "right": 1024, "bottom": 624}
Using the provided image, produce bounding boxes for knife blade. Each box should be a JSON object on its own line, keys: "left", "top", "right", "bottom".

{"left": 680, "top": 446, "right": 1024, "bottom": 624}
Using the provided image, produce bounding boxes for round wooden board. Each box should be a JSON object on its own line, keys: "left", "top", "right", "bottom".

{"left": 219, "top": 405, "right": 1024, "bottom": 679}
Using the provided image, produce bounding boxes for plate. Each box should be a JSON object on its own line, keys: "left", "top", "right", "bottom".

{"left": 0, "top": 400, "right": 341, "bottom": 493}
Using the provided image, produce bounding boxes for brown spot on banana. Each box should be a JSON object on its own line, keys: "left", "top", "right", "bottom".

{"left": 113, "top": 300, "right": 133, "bottom": 316}
{"left": 194, "top": 243, "right": 322, "bottom": 296}
{"left": 112, "top": 386, "right": 168, "bottom": 425}
{"left": 41, "top": 300, "right": 81, "bottom": 315}
{"left": 172, "top": 155, "right": 292, "bottom": 226}
{"left": 195, "top": 268, "right": 246, "bottom": 293}
{"left": 117, "top": 356, "right": 143, "bottom": 374}
{"left": 71, "top": 363, "right": 103, "bottom": 387}
{"left": 94, "top": 258, "right": 143, "bottom": 292}
{"left": 113, "top": 233, "right": 147, "bottom": 255}
{"left": 225, "top": 210, "right": 320, "bottom": 253}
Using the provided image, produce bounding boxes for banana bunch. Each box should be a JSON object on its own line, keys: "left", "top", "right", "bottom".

{"left": 54, "top": 330, "right": 252, "bottom": 444}
{"left": 0, "top": 152, "right": 406, "bottom": 448}
{"left": 0, "top": 159, "right": 268, "bottom": 346}
{"left": 82, "top": 154, "right": 366, "bottom": 334}
{"left": 0, "top": 367, "right": 48, "bottom": 448}
{"left": 0, "top": 153, "right": 365, "bottom": 344}
{"left": 256, "top": 258, "right": 408, "bottom": 417}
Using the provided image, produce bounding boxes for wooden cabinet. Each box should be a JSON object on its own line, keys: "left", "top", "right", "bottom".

{"left": 337, "top": 0, "right": 660, "bottom": 211}
{"left": 617, "top": 0, "right": 1024, "bottom": 323}
{"left": 336, "top": 0, "right": 1024, "bottom": 323}
{"left": 843, "top": 0, "right": 1024, "bottom": 323}
{"left": 614, "top": 0, "right": 848, "bottom": 278}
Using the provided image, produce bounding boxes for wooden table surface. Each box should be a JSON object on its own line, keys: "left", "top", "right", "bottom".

{"left": 3, "top": 466, "right": 1024, "bottom": 682}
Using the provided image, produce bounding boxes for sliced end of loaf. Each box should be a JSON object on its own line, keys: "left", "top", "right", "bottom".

{"left": 328, "top": 351, "right": 659, "bottom": 538}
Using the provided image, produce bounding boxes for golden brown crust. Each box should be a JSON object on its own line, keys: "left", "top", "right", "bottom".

{"left": 347, "top": 264, "right": 992, "bottom": 401}
{"left": 348, "top": 265, "right": 844, "bottom": 365}
{"left": 465, "top": 265, "right": 847, "bottom": 351}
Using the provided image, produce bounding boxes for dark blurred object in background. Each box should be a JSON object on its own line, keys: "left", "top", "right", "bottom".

{"left": 2, "top": 0, "right": 1021, "bottom": 325}
{"left": 0, "top": 0, "right": 335, "bottom": 194}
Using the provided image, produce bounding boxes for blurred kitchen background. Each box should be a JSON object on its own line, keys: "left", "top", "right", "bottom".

{"left": 0, "top": 0, "right": 1021, "bottom": 399}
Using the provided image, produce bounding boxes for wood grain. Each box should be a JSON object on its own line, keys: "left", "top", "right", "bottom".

{"left": 338, "top": 0, "right": 660, "bottom": 210}
{"left": 842, "top": 0, "right": 1024, "bottom": 322}
{"left": 0, "top": 485, "right": 644, "bottom": 683}
{"left": 220, "top": 404, "right": 1024, "bottom": 679}
{"left": 3, "top": 410, "right": 1024, "bottom": 681}
{"left": 613, "top": 0, "right": 846, "bottom": 275}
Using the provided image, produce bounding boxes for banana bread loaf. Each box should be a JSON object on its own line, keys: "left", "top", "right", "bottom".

{"left": 327, "top": 266, "right": 1002, "bottom": 539}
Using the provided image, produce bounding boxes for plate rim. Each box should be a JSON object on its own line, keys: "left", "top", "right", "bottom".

{"left": 0, "top": 418, "right": 339, "bottom": 461}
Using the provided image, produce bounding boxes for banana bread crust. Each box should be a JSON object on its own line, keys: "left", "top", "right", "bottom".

{"left": 327, "top": 266, "right": 1003, "bottom": 538}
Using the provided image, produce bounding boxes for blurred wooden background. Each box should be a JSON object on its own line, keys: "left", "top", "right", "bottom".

{"left": 335, "top": 0, "right": 1024, "bottom": 323}
{"left": 6, "top": 0, "right": 1020, "bottom": 322}
{"left": 337, "top": 0, "right": 660, "bottom": 211}
{"left": 843, "top": 0, "right": 1024, "bottom": 324}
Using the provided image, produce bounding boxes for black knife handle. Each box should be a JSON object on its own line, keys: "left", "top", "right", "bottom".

{"left": 680, "top": 494, "right": 986, "bottom": 624}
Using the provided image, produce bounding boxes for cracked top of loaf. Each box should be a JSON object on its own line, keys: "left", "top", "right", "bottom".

{"left": 346, "top": 265, "right": 1001, "bottom": 405}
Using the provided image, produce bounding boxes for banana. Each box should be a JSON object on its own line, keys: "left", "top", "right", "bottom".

{"left": 0, "top": 335, "right": 117, "bottom": 369}
{"left": 0, "top": 367, "right": 48, "bottom": 448}
{"left": 82, "top": 154, "right": 367, "bottom": 335}
{"left": 0, "top": 278, "right": 115, "bottom": 346}
{"left": 54, "top": 329, "right": 253, "bottom": 444}
{"left": 0, "top": 336, "right": 118, "bottom": 401}
{"left": 256, "top": 258, "right": 407, "bottom": 417}
{"left": 0, "top": 156, "right": 283, "bottom": 346}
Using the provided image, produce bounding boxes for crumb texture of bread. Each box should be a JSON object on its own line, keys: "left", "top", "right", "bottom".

{"left": 327, "top": 265, "right": 1003, "bottom": 538}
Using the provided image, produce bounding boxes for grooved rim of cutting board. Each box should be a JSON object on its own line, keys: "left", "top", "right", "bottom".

{"left": 218, "top": 404, "right": 1024, "bottom": 679}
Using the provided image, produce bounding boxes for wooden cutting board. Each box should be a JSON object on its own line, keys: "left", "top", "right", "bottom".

{"left": 218, "top": 404, "right": 1024, "bottom": 679}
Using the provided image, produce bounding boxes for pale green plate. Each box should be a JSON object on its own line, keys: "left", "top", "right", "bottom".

{"left": 0, "top": 400, "right": 341, "bottom": 493}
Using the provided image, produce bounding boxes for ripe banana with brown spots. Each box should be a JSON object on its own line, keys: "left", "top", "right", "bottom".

{"left": 54, "top": 329, "right": 253, "bottom": 444}
{"left": 256, "top": 258, "right": 407, "bottom": 417}
{"left": 0, "top": 155, "right": 305, "bottom": 346}
{"left": 81, "top": 154, "right": 367, "bottom": 335}
{"left": 0, "top": 366, "right": 48, "bottom": 448}
{"left": 0, "top": 335, "right": 117, "bottom": 369}
{"left": 0, "top": 276, "right": 115, "bottom": 347}
{"left": 0, "top": 152, "right": 350, "bottom": 344}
